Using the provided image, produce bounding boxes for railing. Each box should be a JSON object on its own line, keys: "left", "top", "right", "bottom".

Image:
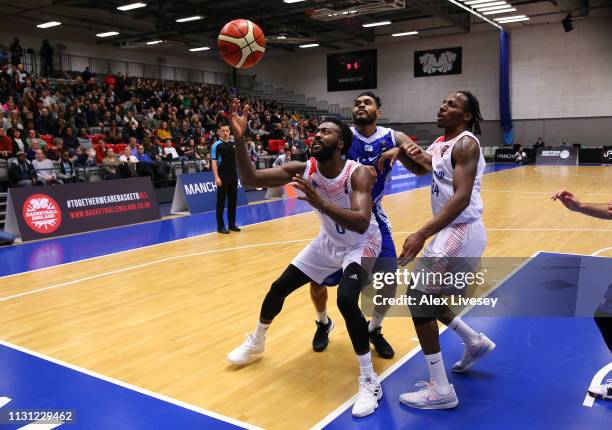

{"left": 0, "top": 46, "right": 255, "bottom": 88}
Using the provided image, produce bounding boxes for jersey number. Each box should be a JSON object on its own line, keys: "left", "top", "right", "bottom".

{"left": 432, "top": 182, "right": 440, "bottom": 197}
{"left": 335, "top": 223, "right": 346, "bottom": 235}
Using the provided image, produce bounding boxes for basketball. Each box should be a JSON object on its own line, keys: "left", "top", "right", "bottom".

{"left": 217, "top": 19, "right": 266, "bottom": 69}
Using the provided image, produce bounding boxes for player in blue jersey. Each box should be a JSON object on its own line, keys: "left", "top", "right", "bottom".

{"left": 309, "top": 92, "right": 417, "bottom": 358}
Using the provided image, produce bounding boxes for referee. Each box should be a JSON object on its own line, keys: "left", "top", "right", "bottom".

{"left": 212, "top": 124, "right": 240, "bottom": 234}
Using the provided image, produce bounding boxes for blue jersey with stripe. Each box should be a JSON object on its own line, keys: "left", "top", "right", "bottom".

{"left": 348, "top": 126, "right": 396, "bottom": 239}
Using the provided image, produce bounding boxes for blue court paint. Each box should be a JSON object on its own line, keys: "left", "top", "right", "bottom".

{"left": 324, "top": 253, "right": 612, "bottom": 430}
{"left": 0, "top": 346, "right": 249, "bottom": 430}
{"left": 0, "top": 163, "right": 516, "bottom": 278}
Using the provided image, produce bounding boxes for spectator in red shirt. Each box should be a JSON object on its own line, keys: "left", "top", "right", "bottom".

{"left": 105, "top": 73, "right": 116, "bottom": 88}
{"left": 0, "top": 127, "right": 14, "bottom": 159}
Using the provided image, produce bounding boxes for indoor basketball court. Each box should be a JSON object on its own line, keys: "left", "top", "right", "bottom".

{"left": 0, "top": 1, "right": 611, "bottom": 430}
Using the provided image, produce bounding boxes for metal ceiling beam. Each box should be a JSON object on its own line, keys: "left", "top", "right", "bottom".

{"left": 405, "top": 0, "right": 470, "bottom": 31}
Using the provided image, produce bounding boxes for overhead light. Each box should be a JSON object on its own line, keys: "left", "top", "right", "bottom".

{"left": 349, "top": 10, "right": 358, "bottom": 14}
{"left": 146, "top": 40, "right": 163, "bottom": 45}
{"left": 496, "top": 15, "right": 529, "bottom": 23}
{"left": 117, "top": 2, "right": 147, "bottom": 11}
{"left": 96, "top": 31, "right": 120, "bottom": 37}
{"left": 283, "top": 0, "right": 306, "bottom": 3}
{"left": 392, "top": 31, "right": 419, "bottom": 37}
{"left": 299, "top": 43, "right": 319, "bottom": 48}
{"left": 464, "top": 0, "right": 500, "bottom": 4}
{"left": 362, "top": 21, "right": 392, "bottom": 27}
{"left": 445, "top": 0, "right": 502, "bottom": 29}
{"left": 474, "top": 2, "right": 507, "bottom": 9}
{"left": 276, "top": 36, "right": 287, "bottom": 39}
{"left": 176, "top": 15, "right": 202, "bottom": 23}
{"left": 189, "top": 46, "right": 210, "bottom": 51}
{"left": 495, "top": 14, "right": 526, "bottom": 21}
{"left": 477, "top": 4, "right": 513, "bottom": 11}
{"left": 483, "top": 7, "right": 516, "bottom": 15}
{"left": 342, "top": 11, "right": 349, "bottom": 15}
{"left": 36, "top": 21, "right": 61, "bottom": 28}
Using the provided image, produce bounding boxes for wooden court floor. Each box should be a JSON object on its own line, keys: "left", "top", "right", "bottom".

{"left": 1, "top": 166, "right": 611, "bottom": 429}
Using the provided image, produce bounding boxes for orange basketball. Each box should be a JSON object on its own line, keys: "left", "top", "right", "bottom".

{"left": 217, "top": 19, "right": 266, "bottom": 69}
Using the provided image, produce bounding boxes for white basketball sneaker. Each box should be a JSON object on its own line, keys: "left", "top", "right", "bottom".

{"left": 352, "top": 375, "right": 383, "bottom": 417}
{"left": 227, "top": 334, "right": 265, "bottom": 365}
{"left": 588, "top": 379, "right": 612, "bottom": 400}
{"left": 399, "top": 381, "right": 458, "bottom": 409}
{"left": 452, "top": 333, "right": 496, "bottom": 373}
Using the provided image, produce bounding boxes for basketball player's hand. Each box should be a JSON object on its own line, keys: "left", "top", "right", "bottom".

{"left": 551, "top": 190, "right": 582, "bottom": 212}
{"left": 403, "top": 142, "right": 426, "bottom": 163}
{"left": 398, "top": 232, "right": 426, "bottom": 266}
{"left": 229, "top": 98, "right": 251, "bottom": 140}
{"left": 215, "top": 177, "right": 223, "bottom": 187}
{"left": 377, "top": 148, "right": 400, "bottom": 171}
{"left": 292, "top": 175, "right": 325, "bottom": 210}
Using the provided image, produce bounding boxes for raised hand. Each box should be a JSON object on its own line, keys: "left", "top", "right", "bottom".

{"left": 229, "top": 98, "right": 251, "bottom": 141}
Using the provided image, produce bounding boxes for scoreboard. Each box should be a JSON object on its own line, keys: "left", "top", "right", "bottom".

{"left": 327, "top": 49, "right": 377, "bottom": 92}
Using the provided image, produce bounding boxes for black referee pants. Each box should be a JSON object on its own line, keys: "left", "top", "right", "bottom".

{"left": 216, "top": 175, "right": 237, "bottom": 230}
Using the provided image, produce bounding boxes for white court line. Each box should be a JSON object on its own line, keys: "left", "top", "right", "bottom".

{"left": 592, "top": 246, "right": 612, "bottom": 256}
{"left": 0, "top": 340, "right": 263, "bottom": 430}
{"left": 3, "top": 227, "right": 596, "bottom": 303}
{"left": 395, "top": 228, "right": 612, "bottom": 234}
{"left": 583, "top": 362, "right": 612, "bottom": 407}
{"left": 310, "top": 252, "right": 541, "bottom": 430}
{"left": 0, "top": 163, "right": 520, "bottom": 282}
{"left": 0, "top": 238, "right": 313, "bottom": 302}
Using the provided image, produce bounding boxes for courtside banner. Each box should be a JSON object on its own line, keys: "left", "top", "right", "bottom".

{"left": 535, "top": 147, "right": 578, "bottom": 165}
{"left": 5, "top": 177, "right": 160, "bottom": 241}
{"left": 602, "top": 146, "right": 612, "bottom": 164}
{"left": 494, "top": 148, "right": 516, "bottom": 162}
{"left": 171, "top": 172, "right": 247, "bottom": 214}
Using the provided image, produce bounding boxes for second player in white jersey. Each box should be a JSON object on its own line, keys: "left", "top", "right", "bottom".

{"left": 427, "top": 130, "right": 486, "bottom": 224}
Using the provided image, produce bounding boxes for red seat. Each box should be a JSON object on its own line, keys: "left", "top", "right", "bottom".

{"left": 268, "top": 139, "right": 285, "bottom": 153}
{"left": 40, "top": 135, "right": 53, "bottom": 145}
{"left": 115, "top": 143, "right": 128, "bottom": 153}
{"left": 105, "top": 144, "right": 116, "bottom": 152}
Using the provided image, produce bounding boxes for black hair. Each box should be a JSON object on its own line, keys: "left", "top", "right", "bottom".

{"left": 354, "top": 91, "right": 382, "bottom": 109}
{"left": 457, "top": 90, "right": 483, "bottom": 135}
{"left": 322, "top": 117, "right": 353, "bottom": 155}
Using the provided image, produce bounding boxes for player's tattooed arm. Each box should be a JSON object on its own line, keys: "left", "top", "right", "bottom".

{"left": 377, "top": 131, "right": 430, "bottom": 175}
{"left": 230, "top": 98, "right": 305, "bottom": 187}
{"left": 551, "top": 191, "right": 612, "bottom": 219}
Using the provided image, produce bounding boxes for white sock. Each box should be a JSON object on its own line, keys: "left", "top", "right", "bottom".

{"left": 425, "top": 352, "right": 450, "bottom": 394}
{"left": 368, "top": 316, "right": 384, "bottom": 332}
{"left": 316, "top": 311, "right": 329, "bottom": 325}
{"left": 448, "top": 317, "right": 480, "bottom": 345}
{"left": 357, "top": 351, "right": 376, "bottom": 379}
{"left": 253, "top": 321, "right": 270, "bottom": 342}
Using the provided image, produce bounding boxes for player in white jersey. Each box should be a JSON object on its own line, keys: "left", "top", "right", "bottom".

{"left": 226, "top": 99, "right": 383, "bottom": 417}
{"left": 309, "top": 92, "right": 417, "bottom": 359}
{"left": 380, "top": 91, "right": 495, "bottom": 409}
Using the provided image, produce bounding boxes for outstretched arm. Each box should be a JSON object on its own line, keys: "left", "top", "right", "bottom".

{"left": 292, "top": 165, "right": 373, "bottom": 234}
{"left": 551, "top": 190, "right": 612, "bottom": 220}
{"left": 377, "top": 131, "right": 431, "bottom": 175}
{"left": 229, "top": 99, "right": 304, "bottom": 188}
{"left": 398, "top": 136, "right": 480, "bottom": 264}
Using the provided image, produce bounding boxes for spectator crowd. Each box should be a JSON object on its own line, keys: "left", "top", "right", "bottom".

{"left": 0, "top": 43, "right": 316, "bottom": 189}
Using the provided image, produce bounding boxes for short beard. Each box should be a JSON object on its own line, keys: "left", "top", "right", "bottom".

{"left": 312, "top": 144, "right": 336, "bottom": 162}
{"left": 353, "top": 112, "right": 377, "bottom": 126}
